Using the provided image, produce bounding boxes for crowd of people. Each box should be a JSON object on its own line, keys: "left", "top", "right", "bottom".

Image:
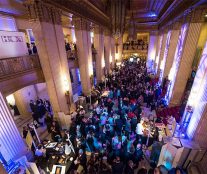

{"left": 64, "top": 60, "right": 184, "bottom": 174}
{"left": 65, "top": 42, "right": 77, "bottom": 51}
{"left": 28, "top": 59, "right": 186, "bottom": 174}
{"left": 27, "top": 42, "right": 38, "bottom": 55}
{"left": 29, "top": 98, "right": 52, "bottom": 127}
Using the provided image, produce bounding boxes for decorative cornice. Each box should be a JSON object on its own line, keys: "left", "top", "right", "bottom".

{"left": 94, "top": 25, "right": 104, "bottom": 35}
{"left": 159, "top": 4, "right": 207, "bottom": 31}
{"left": 73, "top": 17, "right": 91, "bottom": 31}
{"left": 24, "top": 0, "right": 62, "bottom": 25}
{"left": 104, "top": 28, "right": 111, "bottom": 36}
{"left": 43, "top": 0, "right": 110, "bottom": 28}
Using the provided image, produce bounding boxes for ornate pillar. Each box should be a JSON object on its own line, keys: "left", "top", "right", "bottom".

{"left": 73, "top": 18, "right": 93, "bottom": 95}
{"left": 24, "top": 0, "right": 73, "bottom": 115}
{"left": 147, "top": 31, "right": 158, "bottom": 72}
{"left": 154, "top": 34, "right": 163, "bottom": 74}
{"left": 0, "top": 92, "right": 27, "bottom": 161}
{"left": 184, "top": 40, "right": 207, "bottom": 147}
{"left": 157, "top": 31, "right": 168, "bottom": 77}
{"left": 94, "top": 25, "right": 104, "bottom": 83}
{"left": 170, "top": 19, "right": 203, "bottom": 105}
{"left": 163, "top": 22, "right": 181, "bottom": 80}
{"left": 159, "top": 29, "right": 172, "bottom": 84}
{"left": 115, "top": 37, "right": 123, "bottom": 62}
{"left": 111, "top": 37, "right": 116, "bottom": 69}
{"left": 104, "top": 29, "right": 112, "bottom": 74}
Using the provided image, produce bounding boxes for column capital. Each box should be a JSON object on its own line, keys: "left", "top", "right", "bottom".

{"left": 104, "top": 28, "right": 111, "bottom": 36}
{"left": 94, "top": 25, "right": 104, "bottom": 35}
{"left": 24, "top": 0, "right": 61, "bottom": 25}
{"left": 149, "top": 30, "right": 158, "bottom": 35}
{"left": 72, "top": 17, "right": 91, "bottom": 31}
{"left": 167, "top": 21, "right": 182, "bottom": 30}
{"left": 191, "top": 7, "right": 207, "bottom": 23}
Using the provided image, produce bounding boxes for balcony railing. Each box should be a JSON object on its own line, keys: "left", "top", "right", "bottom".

{"left": 123, "top": 44, "right": 148, "bottom": 51}
{"left": 0, "top": 54, "right": 41, "bottom": 79}
{"left": 66, "top": 48, "right": 97, "bottom": 60}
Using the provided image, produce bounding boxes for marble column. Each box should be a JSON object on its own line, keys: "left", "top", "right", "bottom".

{"left": 115, "top": 37, "right": 123, "bottom": 62}
{"left": 111, "top": 37, "right": 116, "bottom": 69}
{"left": 159, "top": 30, "right": 172, "bottom": 84}
{"left": 74, "top": 18, "right": 93, "bottom": 95}
{"left": 157, "top": 32, "right": 167, "bottom": 77}
{"left": 24, "top": 1, "right": 73, "bottom": 115}
{"left": 147, "top": 31, "right": 158, "bottom": 72}
{"left": 13, "top": 85, "right": 38, "bottom": 117}
{"left": 154, "top": 34, "right": 163, "bottom": 74}
{"left": 184, "top": 40, "right": 207, "bottom": 147}
{"left": 170, "top": 22, "right": 202, "bottom": 105}
{"left": 94, "top": 25, "right": 104, "bottom": 83}
{"left": 163, "top": 23, "right": 180, "bottom": 79}
{"left": 104, "top": 29, "right": 112, "bottom": 74}
{"left": 0, "top": 92, "right": 27, "bottom": 161}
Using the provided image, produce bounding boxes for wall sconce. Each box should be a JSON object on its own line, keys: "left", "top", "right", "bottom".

{"left": 63, "top": 76, "right": 71, "bottom": 111}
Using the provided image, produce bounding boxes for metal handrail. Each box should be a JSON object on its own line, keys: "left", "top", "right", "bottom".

{"left": 0, "top": 54, "right": 41, "bottom": 79}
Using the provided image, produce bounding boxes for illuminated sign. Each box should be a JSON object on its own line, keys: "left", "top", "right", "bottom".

{"left": 1, "top": 35, "right": 23, "bottom": 42}
{"left": 0, "top": 31, "right": 28, "bottom": 58}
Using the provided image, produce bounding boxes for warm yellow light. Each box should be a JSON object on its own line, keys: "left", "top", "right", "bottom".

{"left": 102, "top": 57, "right": 105, "bottom": 68}
{"left": 63, "top": 75, "right": 69, "bottom": 92}
{"left": 116, "top": 62, "right": 121, "bottom": 66}
{"left": 115, "top": 53, "right": 119, "bottom": 60}
{"left": 6, "top": 94, "right": 15, "bottom": 105}
{"left": 110, "top": 55, "right": 113, "bottom": 63}
{"left": 88, "top": 63, "right": 93, "bottom": 76}
{"left": 134, "top": 53, "right": 138, "bottom": 56}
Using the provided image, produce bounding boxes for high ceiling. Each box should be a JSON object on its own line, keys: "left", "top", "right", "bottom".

{"left": 125, "top": 0, "right": 173, "bottom": 23}
{"left": 0, "top": 0, "right": 206, "bottom": 33}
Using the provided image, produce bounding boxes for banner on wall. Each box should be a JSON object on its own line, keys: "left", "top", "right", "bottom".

{"left": 0, "top": 31, "right": 28, "bottom": 58}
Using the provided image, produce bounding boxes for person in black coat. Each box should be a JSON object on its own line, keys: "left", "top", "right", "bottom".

{"left": 32, "top": 43, "right": 38, "bottom": 54}
{"left": 112, "top": 156, "right": 124, "bottom": 174}
{"left": 125, "top": 160, "right": 136, "bottom": 174}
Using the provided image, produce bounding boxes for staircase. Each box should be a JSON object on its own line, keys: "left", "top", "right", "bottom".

{"left": 13, "top": 115, "right": 50, "bottom": 141}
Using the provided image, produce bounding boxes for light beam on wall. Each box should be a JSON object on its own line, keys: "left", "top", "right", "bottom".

{"left": 166, "top": 23, "right": 188, "bottom": 103}
{"left": 185, "top": 41, "right": 207, "bottom": 139}
{"left": 159, "top": 30, "right": 172, "bottom": 84}
{"left": 155, "top": 35, "right": 163, "bottom": 73}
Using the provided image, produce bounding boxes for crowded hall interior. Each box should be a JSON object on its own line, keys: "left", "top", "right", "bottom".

{"left": 1, "top": 0, "right": 207, "bottom": 174}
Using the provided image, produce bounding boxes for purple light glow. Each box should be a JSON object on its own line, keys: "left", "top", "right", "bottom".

{"left": 155, "top": 35, "right": 163, "bottom": 73}
{"left": 159, "top": 30, "right": 172, "bottom": 84}
{"left": 185, "top": 41, "right": 207, "bottom": 139}
{"left": 166, "top": 23, "right": 188, "bottom": 103}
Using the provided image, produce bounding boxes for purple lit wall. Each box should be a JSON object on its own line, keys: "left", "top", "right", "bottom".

{"left": 147, "top": 34, "right": 157, "bottom": 71}
{"left": 166, "top": 24, "right": 188, "bottom": 102}
{"left": 0, "top": 92, "right": 26, "bottom": 162}
{"left": 159, "top": 30, "right": 172, "bottom": 84}
{"left": 185, "top": 41, "right": 207, "bottom": 139}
